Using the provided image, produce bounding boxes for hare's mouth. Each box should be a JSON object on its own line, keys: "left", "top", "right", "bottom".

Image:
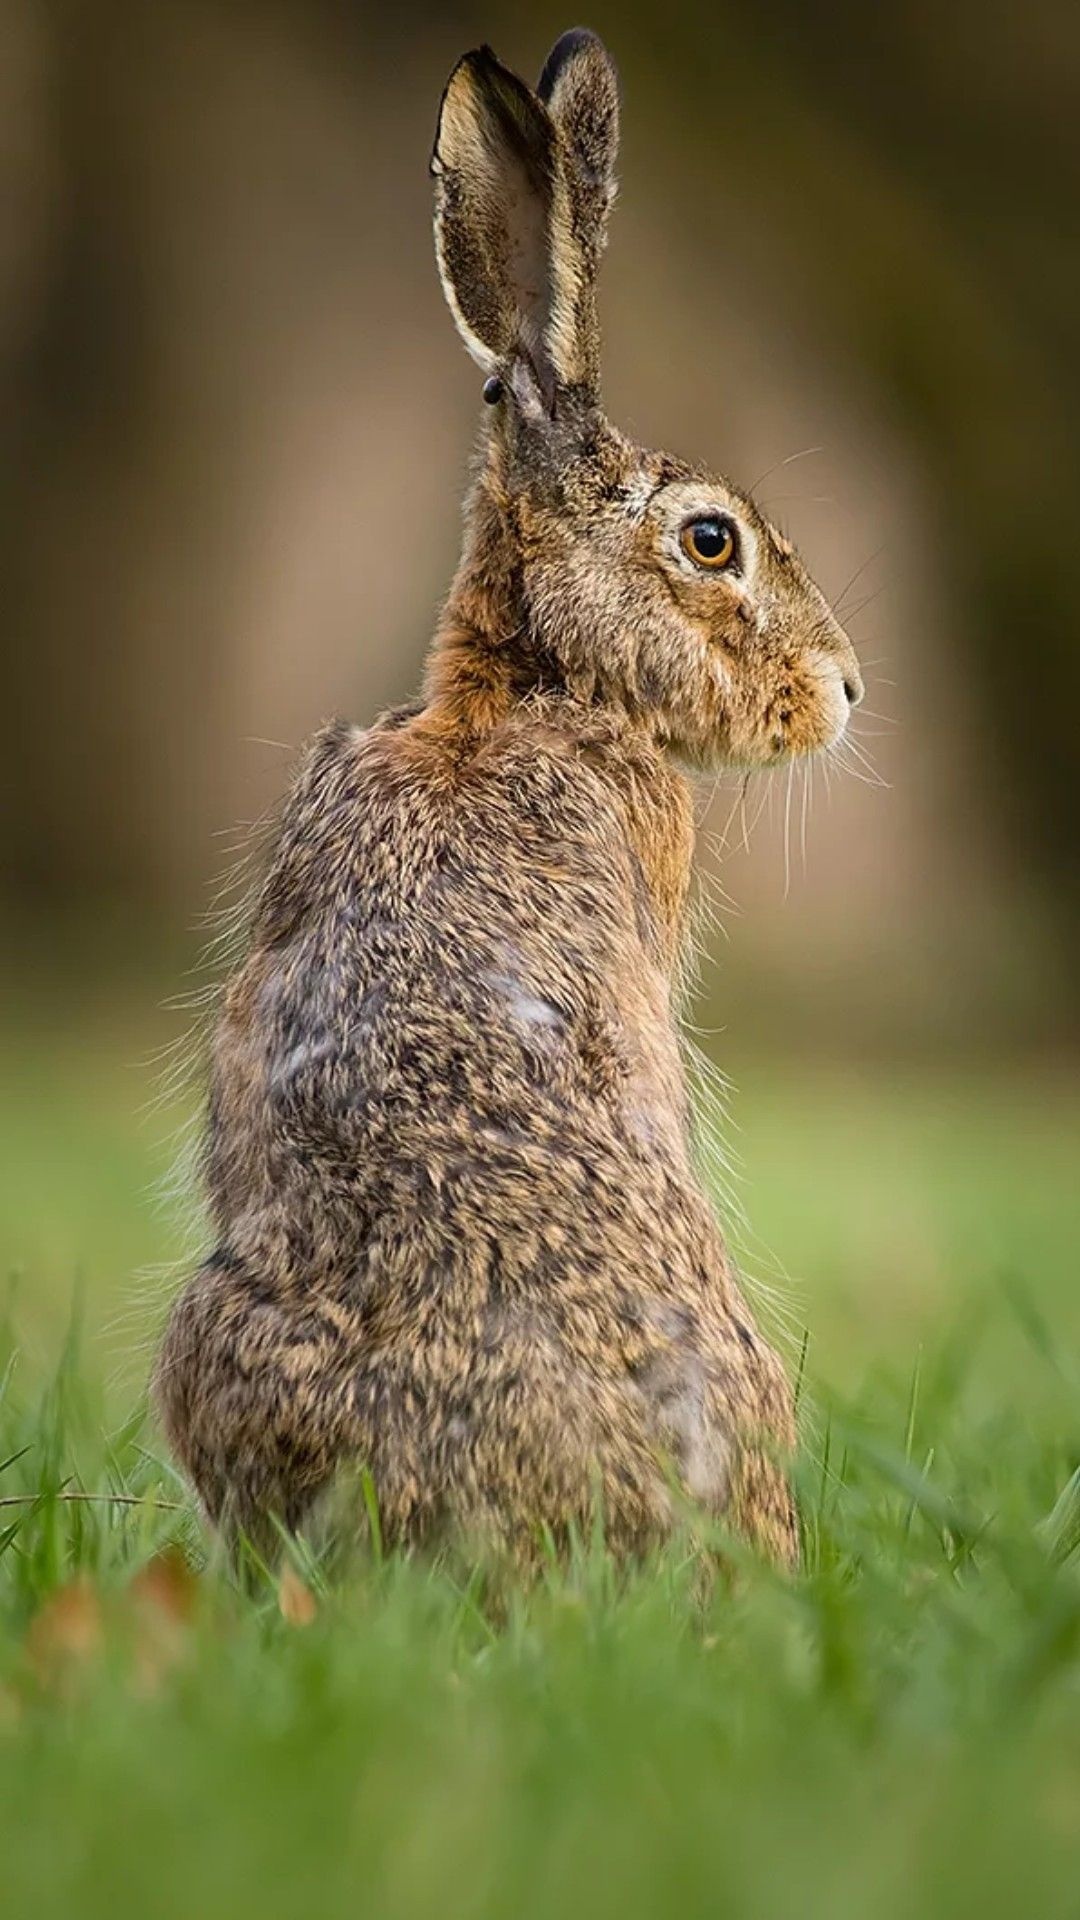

{"left": 790, "top": 650, "right": 862, "bottom": 757}
{"left": 717, "top": 652, "right": 860, "bottom": 770}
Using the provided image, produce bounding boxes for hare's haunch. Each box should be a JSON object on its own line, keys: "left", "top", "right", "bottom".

{"left": 155, "top": 30, "right": 863, "bottom": 1569}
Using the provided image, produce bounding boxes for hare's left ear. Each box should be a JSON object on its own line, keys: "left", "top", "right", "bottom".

{"left": 432, "top": 37, "right": 618, "bottom": 421}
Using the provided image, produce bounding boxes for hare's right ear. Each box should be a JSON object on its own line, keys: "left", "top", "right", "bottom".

{"left": 433, "top": 44, "right": 611, "bottom": 424}
{"left": 536, "top": 31, "right": 619, "bottom": 402}
{"left": 537, "top": 30, "right": 619, "bottom": 265}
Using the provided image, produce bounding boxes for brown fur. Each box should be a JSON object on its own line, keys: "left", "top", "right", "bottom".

{"left": 155, "top": 31, "right": 863, "bottom": 1571}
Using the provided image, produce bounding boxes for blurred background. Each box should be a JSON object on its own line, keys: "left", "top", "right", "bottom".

{"left": 2, "top": 0, "right": 1078, "bottom": 1387}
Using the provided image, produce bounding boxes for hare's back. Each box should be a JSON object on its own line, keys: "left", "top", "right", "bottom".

{"left": 194, "top": 718, "right": 785, "bottom": 1549}
{"left": 227, "top": 715, "right": 689, "bottom": 1209}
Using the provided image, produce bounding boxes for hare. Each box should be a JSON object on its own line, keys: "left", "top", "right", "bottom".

{"left": 155, "top": 30, "right": 863, "bottom": 1571}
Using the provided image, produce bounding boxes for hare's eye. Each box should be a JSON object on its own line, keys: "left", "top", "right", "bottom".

{"left": 681, "top": 514, "right": 738, "bottom": 571}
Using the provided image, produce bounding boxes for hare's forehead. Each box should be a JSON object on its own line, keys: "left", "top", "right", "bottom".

{"left": 618, "top": 467, "right": 753, "bottom": 528}
{"left": 573, "top": 442, "right": 778, "bottom": 549}
{"left": 620, "top": 469, "right": 662, "bottom": 519}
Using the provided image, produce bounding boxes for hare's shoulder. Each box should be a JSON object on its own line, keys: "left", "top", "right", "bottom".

{"left": 253, "top": 704, "right": 685, "bottom": 962}
{"left": 253, "top": 712, "right": 442, "bottom": 936}
{"left": 265, "top": 707, "right": 623, "bottom": 878}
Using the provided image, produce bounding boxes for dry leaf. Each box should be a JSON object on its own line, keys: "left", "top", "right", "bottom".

{"left": 129, "top": 1549, "right": 198, "bottom": 1695}
{"left": 279, "top": 1563, "right": 318, "bottom": 1626}
{"left": 25, "top": 1577, "right": 104, "bottom": 1689}
{"left": 130, "top": 1548, "right": 198, "bottom": 1626}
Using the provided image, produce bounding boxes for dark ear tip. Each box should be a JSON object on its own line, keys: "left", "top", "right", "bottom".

{"left": 441, "top": 43, "right": 508, "bottom": 102}
{"left": 538, "top": 27, "right": 616, "bottom": 103}
{"left": 433, "top": 43, "right": 538, "bottom": 177}
{"left": 442, "top": 44, "right": 495, "bottom": 86}
{"left": 471, "top": 43, "right": 503, "bottom": 75}
{"left": 432, "top": 46, "right": 491, "bottom": 168}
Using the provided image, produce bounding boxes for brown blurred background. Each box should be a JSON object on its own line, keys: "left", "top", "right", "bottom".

{"left": 3, "top": 0, "right": 1078, "bottom": 1053}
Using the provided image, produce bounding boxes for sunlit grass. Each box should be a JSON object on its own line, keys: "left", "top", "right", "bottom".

{"left": 1, "top": 983, "right": 1079, "bottom": 1918}
{"left": 1, "top": 1287, "right": 1079, "bottom": 1920}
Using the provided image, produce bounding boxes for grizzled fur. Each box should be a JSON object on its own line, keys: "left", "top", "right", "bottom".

{"left": 155, "top": 30, "right": 863, "bottom": 1569}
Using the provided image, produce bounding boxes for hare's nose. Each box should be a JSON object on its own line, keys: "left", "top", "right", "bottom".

{"left": 843, "top": 669, "right": 864, "bottom": 708}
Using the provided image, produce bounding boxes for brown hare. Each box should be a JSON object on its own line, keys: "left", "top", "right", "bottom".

{"left": 155, "top": 29, "right": 863, "bottom": 1570}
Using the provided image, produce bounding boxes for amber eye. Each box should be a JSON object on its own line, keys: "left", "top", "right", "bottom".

{"left": 681, "top": 513, "right": 738, "bottom": 571}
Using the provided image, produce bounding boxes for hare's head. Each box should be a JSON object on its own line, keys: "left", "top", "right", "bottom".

{"left": 431, "top": 31, "right": 862, "bottom": 766}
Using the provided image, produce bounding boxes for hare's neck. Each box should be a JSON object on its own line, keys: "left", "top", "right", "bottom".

{"left": 421, "top": 478, "right": 695, "bottom": 971}
{"left": 424, "top": 472, "right": 542, "bottom": 730}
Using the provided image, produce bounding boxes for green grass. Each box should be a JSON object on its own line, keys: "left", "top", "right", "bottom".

{"left": 2, "top": 984, "right": 1079, "bottom": 1918}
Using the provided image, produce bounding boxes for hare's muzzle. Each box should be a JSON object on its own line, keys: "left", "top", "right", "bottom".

{"left": 843, "top": 665, "right": 865, "bottom": 708}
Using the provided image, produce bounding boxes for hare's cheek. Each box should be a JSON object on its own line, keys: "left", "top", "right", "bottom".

{"left": 716, "top": 656, "right": 803, "bottom": 764}
{"left": 758, "top": 670, "right": 801, "bottom": 758}
{"left": 754, "top": 651, "right": 849, "bottom": 758}
{"left": 694, "top": 645, "right": 739, "bottom": 747}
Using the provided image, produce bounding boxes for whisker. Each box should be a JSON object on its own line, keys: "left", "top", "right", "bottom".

{"left": 833, "top": 546, "right": 887, "bottom": 617}
{"left": 758, "top": 493, "right": 835, "bottom": 509}
{"left": 844, "top": 733, "right": 888, "bottom": 778}
{"left": 783, "top": 760, "right": 794, "bottom": 899}
{"left": 694, "top": 764, "right": 725, "bottom": 835}
{"left": 829, "top": 738, "right": 891, "bottom": 789}
{"left": 747, "top": 775, "right": 771, "bottom": 847}
{"left": 839, "top": 585, "right": 886, "bottom": 627}
{"left": 747, "top": 444, "right": 823, "bottom": 497}
{"left": 712, "top": 777, "right": 750, "bottom": 858}
{"left": 738, "top": 771, "right": 754, "bottom": 856}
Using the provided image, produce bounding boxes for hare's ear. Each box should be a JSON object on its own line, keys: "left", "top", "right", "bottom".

{"left": 432, "top": 45, "right": 571, "bottom": 424}
{"left": 538, "top": 30, "right": 619, "bottom": 252}
{"left": 538, "top": 29, "right": 619, "bottom": 396}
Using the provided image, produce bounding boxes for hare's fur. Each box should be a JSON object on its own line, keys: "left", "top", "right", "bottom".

{"left": 155, "top": 32, "right": 862, "bottom": 1569}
